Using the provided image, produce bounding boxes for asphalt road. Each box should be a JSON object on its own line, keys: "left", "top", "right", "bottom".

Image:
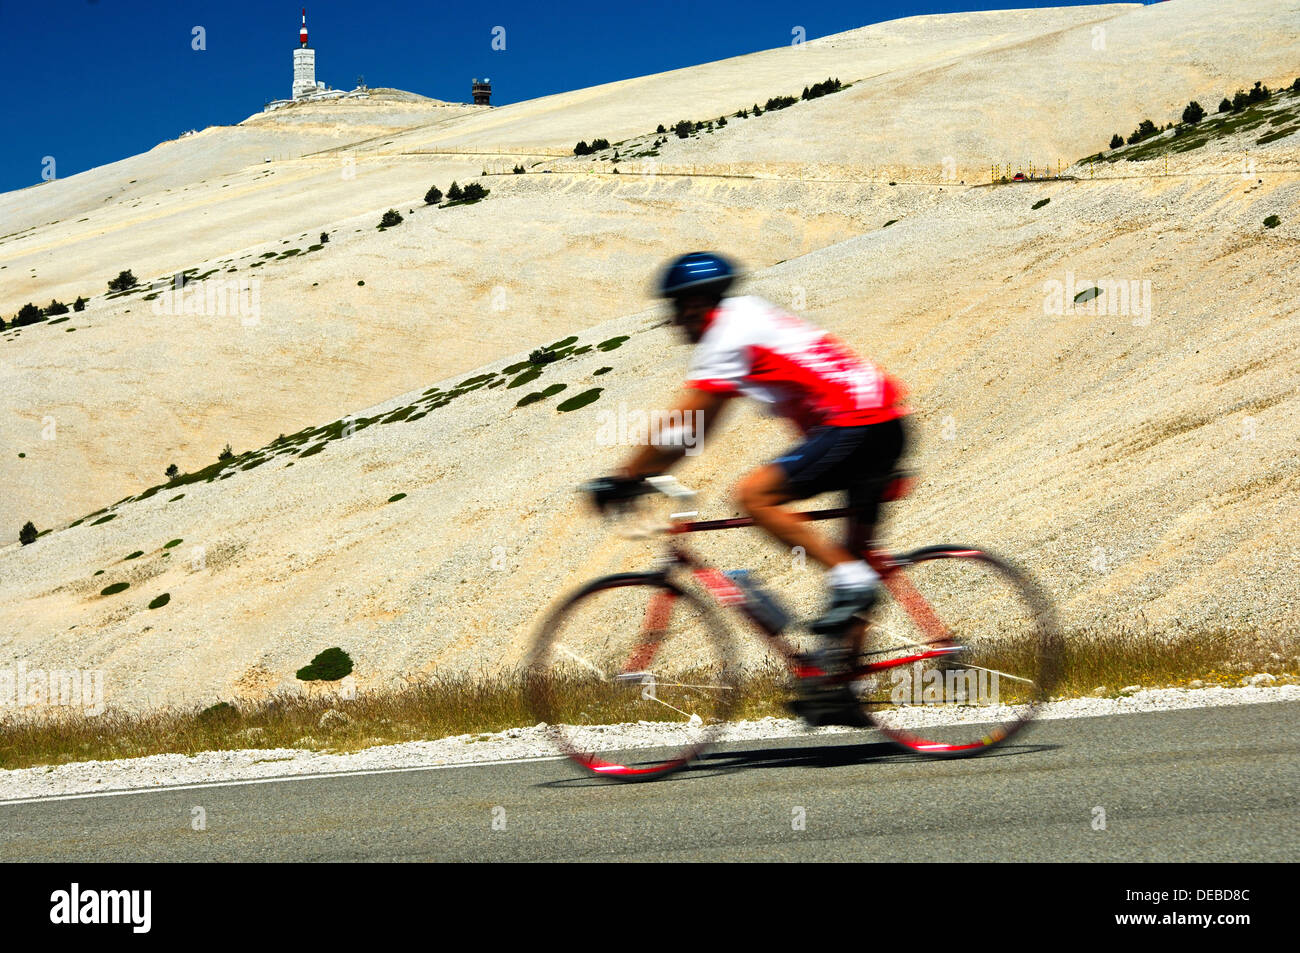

{"left": 3, "top": 702, "right": 1296, "bottom": 861}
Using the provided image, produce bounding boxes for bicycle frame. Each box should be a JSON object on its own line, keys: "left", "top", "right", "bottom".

{"left": 641, "top": 506, "right": 967, "bottom": 683}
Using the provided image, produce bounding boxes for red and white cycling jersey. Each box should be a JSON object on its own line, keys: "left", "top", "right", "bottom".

{"left": 685, "top": 295, "right": 907, "bottom": 433}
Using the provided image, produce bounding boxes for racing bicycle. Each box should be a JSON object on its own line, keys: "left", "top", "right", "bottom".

{"left": 525, "top": 473, "right": 1062, "bottom": 781}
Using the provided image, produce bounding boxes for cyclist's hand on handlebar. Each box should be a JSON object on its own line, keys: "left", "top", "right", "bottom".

{"left": 585, "top": 475, "right": 654, "bottom": 514}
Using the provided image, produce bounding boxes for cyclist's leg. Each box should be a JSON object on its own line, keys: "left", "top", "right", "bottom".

{"left": 742, "top": 429, "right": 871, "bottom": 723}
{"left": 733, "top": 474, "right": 854, "bottom": 570}
{"left": 844, "top": 416, "right": 909, "bottom": 555}
{"left": 738, "top": 427, "right": 880, "bottom": 678}
{"left": 796, "top": 417, "right": 911, "bottom": 642}
{"left": 735, "top": 426, "right": 862, "bottom": 568}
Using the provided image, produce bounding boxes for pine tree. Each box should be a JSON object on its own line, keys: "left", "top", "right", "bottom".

{"left": 107, "top": 269, "right": 137, "bottom": 292}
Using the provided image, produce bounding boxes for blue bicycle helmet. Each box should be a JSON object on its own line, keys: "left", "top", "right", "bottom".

{"left": 657, "top": 251, "right": 737, "bottom": 298}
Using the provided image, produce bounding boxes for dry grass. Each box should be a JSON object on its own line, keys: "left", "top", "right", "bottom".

{"left": 1050, "top": 624, "right": 1298, "bottom": 698}
{"left": 1, "top": 626, "right": 1295, "bottom": 771}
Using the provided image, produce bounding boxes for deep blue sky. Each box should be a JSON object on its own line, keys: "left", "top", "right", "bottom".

{"left": 2, "top": 0, "right": 1151, "bottom": 193}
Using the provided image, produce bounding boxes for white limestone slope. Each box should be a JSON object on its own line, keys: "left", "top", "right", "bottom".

{"left": 0, "top": 1, "right": 1297, "bottom": 714}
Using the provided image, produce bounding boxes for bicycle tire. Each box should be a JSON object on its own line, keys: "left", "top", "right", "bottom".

{"left": 859, "top": 545, "right": 1062, "bottom": 758}
{"left": 525, "top": 572, "right": 738, "bottom": 781}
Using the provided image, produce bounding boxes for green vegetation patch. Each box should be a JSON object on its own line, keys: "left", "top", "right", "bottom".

{"left": 124, "top": 551, "right": 144, "bottom": 560}
{"left": 1092, "top": 88, "right": 1299, "bottom": 165}
{"left": 90, "top": 514, "right": 117, "bottom": 526}
{"left": 100, "top": 582, "right": 130, "bottom": 596}
{"left": 1032, "top": 198, "right": 1051, "bottom": 210}
{"left": 515, "top": 383, "right": 569, "bottom": 407}
{"left": 597, "top": 335, "right": 629, "bottom": 351}
{"left": 557, "top": 388, "right": 604, "bottom": 412}
{"left": 388, "top": 493, "right": 407, "bottom": 502}
{"left": 148, "top": 593, "right": 171, "bottom": 610}
{"left": 197, "top": 701, "right": 239, "bottom": 726}
{"left": 296, "top": 647, "right": 354, "bottom": 682}
{"left": 508, "top": 367, "right": 543, "bottom": 388}
{"left": 1257, "top": 127, "right": 1299, "bottom": 145}
{"left": 164, "top": 539, "right": 183, "bottom": 548}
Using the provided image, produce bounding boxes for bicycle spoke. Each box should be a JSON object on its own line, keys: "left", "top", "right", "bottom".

{"left": 638, "top": 680, "right": 734, "bottom": 692}
{"left": 640, "top": 694, "right": 701, "bottom": 720}
{"left": 556, "top": 644, "right": 607, "bottom": 678}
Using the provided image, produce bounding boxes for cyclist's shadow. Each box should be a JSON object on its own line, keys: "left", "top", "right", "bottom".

{"left": 539, "top": 735, "right": 1058, "bottom": 788}
{"left": 693, "top": 735, "right": 1056, "bottom": 778}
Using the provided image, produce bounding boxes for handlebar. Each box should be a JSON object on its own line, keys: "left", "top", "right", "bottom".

{"left": 579, "top": 474, "right": 698, "bottom": 537}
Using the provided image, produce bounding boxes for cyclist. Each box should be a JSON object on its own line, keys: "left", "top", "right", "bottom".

{"left": 590, "top": 251, "right": 911, "bottom": 725}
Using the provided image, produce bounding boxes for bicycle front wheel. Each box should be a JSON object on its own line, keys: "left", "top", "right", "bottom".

{"left": 525, "top": 573, "right": 738, "bottom": 781}
{"left": 856, "top": 546, "right": 1062, "bottom": 757}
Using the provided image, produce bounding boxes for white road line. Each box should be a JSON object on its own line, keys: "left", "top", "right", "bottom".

{"left": 0, "top": 754, "right": 568, "bottom": 807}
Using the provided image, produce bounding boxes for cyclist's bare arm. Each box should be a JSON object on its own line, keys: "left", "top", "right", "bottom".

{"left": 618, "top": 389, "right": 730, "bottom": 479}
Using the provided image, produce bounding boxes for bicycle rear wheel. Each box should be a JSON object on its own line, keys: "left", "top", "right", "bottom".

{"left": 854, "top": 546, "right": 1061, "bottom": 756}
{"left": 525, "top": 573, "right": 738, "bottom": 781}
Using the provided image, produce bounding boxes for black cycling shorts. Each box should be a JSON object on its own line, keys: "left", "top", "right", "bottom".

{"left": 773, "top": 417, "right": 908, "bottom": 546}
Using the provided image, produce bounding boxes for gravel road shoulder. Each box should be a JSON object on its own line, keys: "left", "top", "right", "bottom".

{"left": 2, "top": 683, "right": 1296, "bottom": 802}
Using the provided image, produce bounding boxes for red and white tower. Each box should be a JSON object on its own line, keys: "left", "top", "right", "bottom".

{"left": 292, "top": 8, "right": 316, "bottom": 99}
